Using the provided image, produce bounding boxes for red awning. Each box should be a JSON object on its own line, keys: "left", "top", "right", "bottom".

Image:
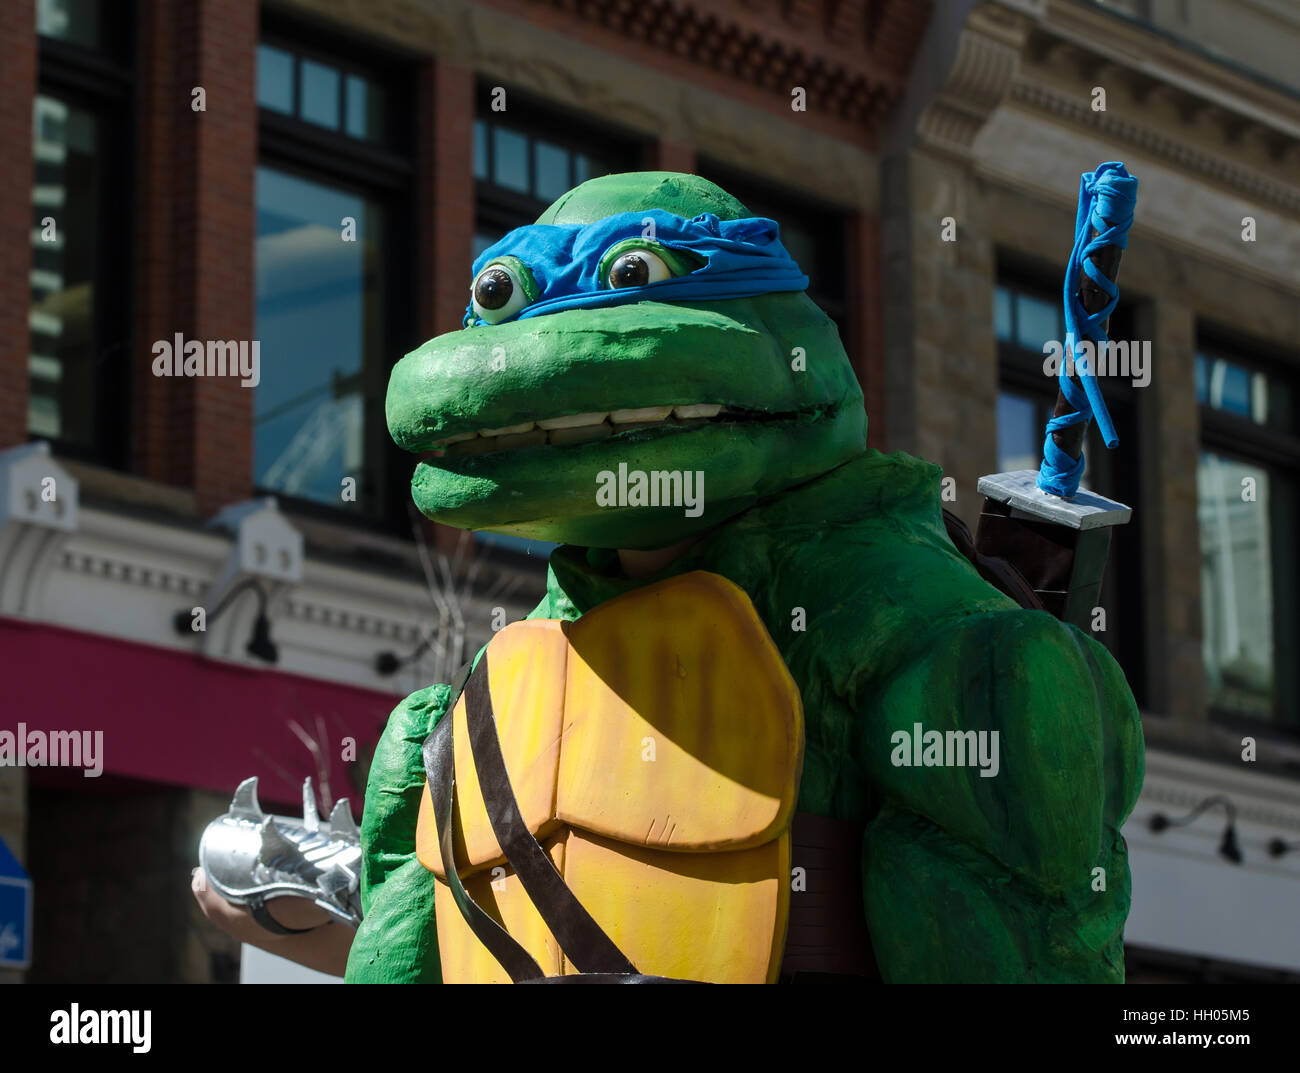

{"left": 0, "top": 617, "right": 405, "bottom": 810}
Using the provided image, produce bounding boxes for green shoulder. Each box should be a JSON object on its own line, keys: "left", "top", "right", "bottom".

{"left": 345, "top": 683, "right": 448, "bottom": 984}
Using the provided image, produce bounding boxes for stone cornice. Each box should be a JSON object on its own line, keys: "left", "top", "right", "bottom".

{"left": 920, "top": 1, "right": 1300, "bottom": 217}
{"left": 485, "top": 0, "right": 933, "bottom": 135}
{"left": 1008, "top": 0, "right": 1300, "bottom": 212}
{"left": 1044, "top": 0, "right": 1300, "bottom": 143}
{"left": 915, "top": 1, "right": 1037, "bottom": 157}
{"left": 1009, "top": 80, "right": 1300, "bottom": 216}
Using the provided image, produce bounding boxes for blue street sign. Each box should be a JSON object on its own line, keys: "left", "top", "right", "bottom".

{"left": 0, "top": 836, "right": 31, "bottom": 969}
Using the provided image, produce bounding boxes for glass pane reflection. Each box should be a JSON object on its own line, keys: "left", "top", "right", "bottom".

{"left": 29, "top": 94, "right": 98, "bottom": 446}
{"left": 299, "top": 60, "right": 341, "bottom": 130}
{"left": 257, "top": 45, "right": 294, "bottom": 114}
{"left": 255, "top": 166, "right": 385, "bottom": 508}
{"left": 1198, "top": 451, "right": 1275, "bottom": 719}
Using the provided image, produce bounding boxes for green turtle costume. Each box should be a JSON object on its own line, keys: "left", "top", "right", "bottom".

{"left": 345, "top": 172, "right": 1144, "bottom": 983}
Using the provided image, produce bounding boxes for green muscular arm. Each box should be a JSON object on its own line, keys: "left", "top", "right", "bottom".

{"left": 859, "top": 609, "right": 1144, "bottom": 982}
{"left": 345, "top": 684, "right": 450, "bottom": 984}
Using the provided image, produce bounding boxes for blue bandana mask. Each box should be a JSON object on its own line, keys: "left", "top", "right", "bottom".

{"left": 463, "top": 209, "right": 809, "bottom": 327}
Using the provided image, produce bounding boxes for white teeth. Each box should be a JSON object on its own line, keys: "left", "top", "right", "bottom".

{"left": 437, "top": 404, "right": 724, "bottom": 454}
{"left": 479, "top": 422, "right": 535, "bottom": 437}
{"left": 610, "top": 406, "right": 674, "bottom": 424}
{"left": 496, "top": 429, "right": 547, "bottom": 449}
{"left": 537, "top": 412, "right": 609, "bottom": 430}
{"left": 672, "top": 404, "right": 722, "bottom": 419}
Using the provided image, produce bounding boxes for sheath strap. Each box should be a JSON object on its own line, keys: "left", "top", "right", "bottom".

{"left": 249, "top": 897, "right": 318, "bottom": 936}
{"left": 424, "top": 660, "right": 545, "bottom": 982}
{"left": 460, "top": 655, "right": 638, "bottom": 976}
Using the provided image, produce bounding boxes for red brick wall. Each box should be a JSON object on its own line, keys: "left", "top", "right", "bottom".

{"left": 420, "top": 57, "right": 475, "bottom": 551}
{"left": 421, "top": 58, "right": 475, "bottom": 342}
{"left": 646, "top": 140, "right": 696, "bottom": 174}
{"left": 0, "top": 2, "right": 36, "bottom": 447}
{"left": 134, "top": 0, "right": 256, "bottom": 516}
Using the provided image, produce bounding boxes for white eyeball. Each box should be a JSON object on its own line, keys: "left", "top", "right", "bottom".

{"left": 606, "top": 249, "right": 672, "bottom": 289}
{"left": 471, "top": 263, "right": 531, "bottom": 324}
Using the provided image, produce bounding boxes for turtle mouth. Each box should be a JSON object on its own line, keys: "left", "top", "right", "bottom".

{"left": 428, "top": 404, "right": 809, "bottom": 458}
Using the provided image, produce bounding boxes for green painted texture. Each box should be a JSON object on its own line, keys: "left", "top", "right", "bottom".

{"left": 346, "top": 173, "right": 1145, "bottom": 983}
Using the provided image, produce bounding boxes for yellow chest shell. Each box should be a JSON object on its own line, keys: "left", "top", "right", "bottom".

{"left": 416, "top": 570, "right": 805, "bottom": 983}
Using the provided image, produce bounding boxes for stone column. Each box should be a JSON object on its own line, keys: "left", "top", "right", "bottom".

{"left": 883, "top": 147, "right": 999, "bottom": 529}
{"left": 1136, "top": 299, "right": 1207, "bottom": 731}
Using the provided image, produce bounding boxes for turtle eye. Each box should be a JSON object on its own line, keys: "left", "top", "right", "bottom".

{"left": 606, "top": 249, "right": 672, "bottom": 289}
{"left": 471, "top": 263, "right": 530, "bottom": 323}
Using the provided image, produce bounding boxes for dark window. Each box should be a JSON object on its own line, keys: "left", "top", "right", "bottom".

{"left": 255, "top": 40, "right": 390, "bottom": 146}
{"left": 36, "top": 0, "right": 106, "bottom": 51}
{"left": 694, "top": 162, "right": 847, "bottom": 334}
{"left": 1196, "top": 339, "right": 1300, "bottom": 729}
{"left": 255, "top": 21, "right": 414, "bottom": 526}
{"left": 31, "top": 0, "right": 133, "bottom": 466}
{"left": 472, "top": 86, "right": 640, "bottom": 251}
{"left": 993, "top": 272, "right": 1148, "bottom": 706}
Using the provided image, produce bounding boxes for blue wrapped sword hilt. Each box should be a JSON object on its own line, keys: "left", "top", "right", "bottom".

{"left": 1037, "top": 161, "right": 1138, "bottom": 499}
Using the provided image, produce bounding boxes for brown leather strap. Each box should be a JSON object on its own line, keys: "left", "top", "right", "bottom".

{"left": 460, "top": 656, "right": 639, "bottom": 975}
{"left": 423, "top": 666, "right": 546, "bottom": 982}
{"left": 943, "top": 508, "right": 1045, "bottom": 613}
{"left": 781, "top": 812, "right": 878, "bottom": 980}
{"left": 249, "top": 898, "right": 318, "bottom": 936}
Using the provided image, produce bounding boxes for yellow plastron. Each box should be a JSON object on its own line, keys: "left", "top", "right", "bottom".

{"left": 415, "top": 570, "right": 805, "bottom": 983}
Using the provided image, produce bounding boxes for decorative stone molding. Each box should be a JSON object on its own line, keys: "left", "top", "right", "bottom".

{"left": 1009, "top": 80, "right": 1300, "bottom": 216}
{"left": 5, "top": 501, "right": 538, "bottom": 693}
{"left": 915, "top": 0, "right": 1300, "bottom": 212}
{"left": 998, "top": 0, "right": 1300, "bottom": 217}
{"left": 915, "top": 1, "right": 1034, "bottom": 157}
{"left": 1138, "top": 748, "right": 1300, "bottom": 836}
{"left": 53, "top": 543, "right": 426, "bottom": 647}
{"left": 500, "top": 0, "right": 933, "bottom": 128}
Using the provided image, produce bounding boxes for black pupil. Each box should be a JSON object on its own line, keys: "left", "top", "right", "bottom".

{"left": 475, "top": 268, "right": 513, "bottom": 310}
{"left": 610, "top": 253, "right": 649, "bottom": 288}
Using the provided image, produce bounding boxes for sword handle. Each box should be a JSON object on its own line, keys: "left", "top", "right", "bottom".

{"left": 1049, "top": 222, "right": 1123, "bottom": 462}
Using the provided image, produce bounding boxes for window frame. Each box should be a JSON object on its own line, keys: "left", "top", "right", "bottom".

{"left": 31, "top": 10, "right": 135, "bottom": 469}
{"left": 253, "top": 17, "right": 418, "bottom": 534}
{"left": 1195, "top": 325, "right": 1300, "bottom": 734}
{"left": 472, "top": 83, "right": 645, "bottom": 237}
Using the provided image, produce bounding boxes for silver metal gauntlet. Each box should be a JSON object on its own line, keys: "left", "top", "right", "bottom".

{"left": 199, "top": 776, "right": 363, "bottom": 932}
